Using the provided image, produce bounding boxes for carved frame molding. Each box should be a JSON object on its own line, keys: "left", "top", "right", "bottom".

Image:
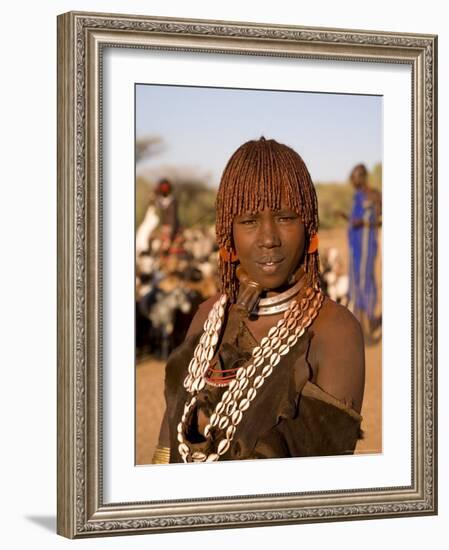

{"left": 57, "top": 11, "right": 437, "bottom": 538}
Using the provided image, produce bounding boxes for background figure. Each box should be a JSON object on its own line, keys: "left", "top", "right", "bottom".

{"left": 136, "top": 191, "right": 159, "bottom": 257}
{"left": 154, "top": 178, "right": 180, "bottom": 253}
{"left": 346, "top": 164, "right": 382, "bottom": 337}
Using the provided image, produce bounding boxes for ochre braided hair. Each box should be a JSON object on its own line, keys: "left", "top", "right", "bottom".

{"left": 216, "top": 137, "right": 320, "bottom": 302}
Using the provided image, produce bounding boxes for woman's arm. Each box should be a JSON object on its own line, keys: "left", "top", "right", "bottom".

{"left": 151, "top": 410, "right": 170, "bottom": 464}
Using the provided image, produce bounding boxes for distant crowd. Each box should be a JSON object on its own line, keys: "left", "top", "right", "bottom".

{"left": 136, "top": 179, "right": 219, "bottom": 359}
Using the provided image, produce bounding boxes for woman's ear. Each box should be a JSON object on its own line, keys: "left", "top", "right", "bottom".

{"left": 307, "top": 233, "right": 319, "bottom": 254}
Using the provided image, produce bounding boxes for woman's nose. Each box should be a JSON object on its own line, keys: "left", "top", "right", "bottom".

{"left": 258, "top": 218, "right": 281, "bottom": 248}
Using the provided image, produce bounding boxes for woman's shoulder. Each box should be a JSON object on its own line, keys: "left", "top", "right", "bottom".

{"left": 311, "top": 296, "right": 364, "bottom": 366}
{"left": 164, "top": 297, "right": 220, "bottom": 389}
{"left": 309, "top": 295, "right": 365, "bottom": 412}
{"left": 185, "top": 293, "right": 221, "bottom": 338}
{"left": 313, "top": 296, "right": 362, "bottom": 340}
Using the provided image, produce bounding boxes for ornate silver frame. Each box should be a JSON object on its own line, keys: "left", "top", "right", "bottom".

{"left": 57, "top": 11, "right": 437, "bottom": 538}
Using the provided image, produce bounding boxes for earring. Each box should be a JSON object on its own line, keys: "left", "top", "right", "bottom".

{"left": 307, "top": 233, "right": 319, "bottom": 254}
{"left": 219, "top": 247, "right": 238, "bottom": 262}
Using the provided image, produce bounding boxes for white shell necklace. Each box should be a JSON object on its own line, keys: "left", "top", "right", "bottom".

{"left": 178, "top": 286, "right": 324, "bottom": 463}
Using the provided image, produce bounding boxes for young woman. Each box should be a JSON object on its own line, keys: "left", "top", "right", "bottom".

{"left": 152, "top": 137, "right": 365, "bottom": 464}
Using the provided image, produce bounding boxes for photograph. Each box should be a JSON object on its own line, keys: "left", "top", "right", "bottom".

{"left": 55, "top": 10, "right": 437, "bottom": 538}
{"left": 2, "top": 1, "right": 447, "bottom": 549}
{"left": 134, "top": 85, "right": 383, "bottom": 466}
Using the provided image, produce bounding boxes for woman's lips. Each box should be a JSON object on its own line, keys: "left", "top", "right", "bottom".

{"left": 255, "top": 258, "right": 284, "bottom": 274}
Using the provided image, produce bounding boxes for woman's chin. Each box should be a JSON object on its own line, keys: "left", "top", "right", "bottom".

{"left": 256, "top": 276, "right": 290, "bottom": 293}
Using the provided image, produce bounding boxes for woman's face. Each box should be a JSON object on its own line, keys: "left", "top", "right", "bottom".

{"left": 232, "top": 201, "right": 306, "bottom": 292}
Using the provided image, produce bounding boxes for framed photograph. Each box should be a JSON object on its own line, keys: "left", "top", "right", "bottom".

{"left": 57, "top": 11, "right": 437, "bottom": 538}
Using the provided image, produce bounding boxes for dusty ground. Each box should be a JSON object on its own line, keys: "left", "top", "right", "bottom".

{"left": 136, "top": 227, "right": 382, "bottom": 464}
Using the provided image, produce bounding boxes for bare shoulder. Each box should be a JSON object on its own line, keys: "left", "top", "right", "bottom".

{"left": 185, "top": 293, "right": 220, "bottom": 338}
{"left": 309, "top": 296, "right": 365, "bottom": 412}
{"left": 313, "top": 296, "right": 363, "bottom": 343}
{"left": 312, "top": 297, "right": 365, "bottom": 372}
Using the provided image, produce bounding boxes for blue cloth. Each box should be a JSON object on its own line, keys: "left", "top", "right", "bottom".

{"left": 348, "top": 190, "right": 378, "bottom": 321}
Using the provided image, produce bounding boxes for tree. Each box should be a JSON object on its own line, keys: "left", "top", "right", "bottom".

{"left": 135, "top": 136, "right": 164, "bottom": 163}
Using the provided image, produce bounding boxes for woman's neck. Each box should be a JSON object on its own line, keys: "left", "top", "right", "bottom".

{"left": 254, "top": 268, "right": 309, "bottom": 316}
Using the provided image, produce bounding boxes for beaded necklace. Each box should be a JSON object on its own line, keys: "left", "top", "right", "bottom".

{"left": 177, "top": 282, "right": 324, "bottom": 463}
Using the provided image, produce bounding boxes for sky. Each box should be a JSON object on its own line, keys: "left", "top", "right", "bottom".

{"left": 136, "top": 84, "right": 382, "bottom": 187}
